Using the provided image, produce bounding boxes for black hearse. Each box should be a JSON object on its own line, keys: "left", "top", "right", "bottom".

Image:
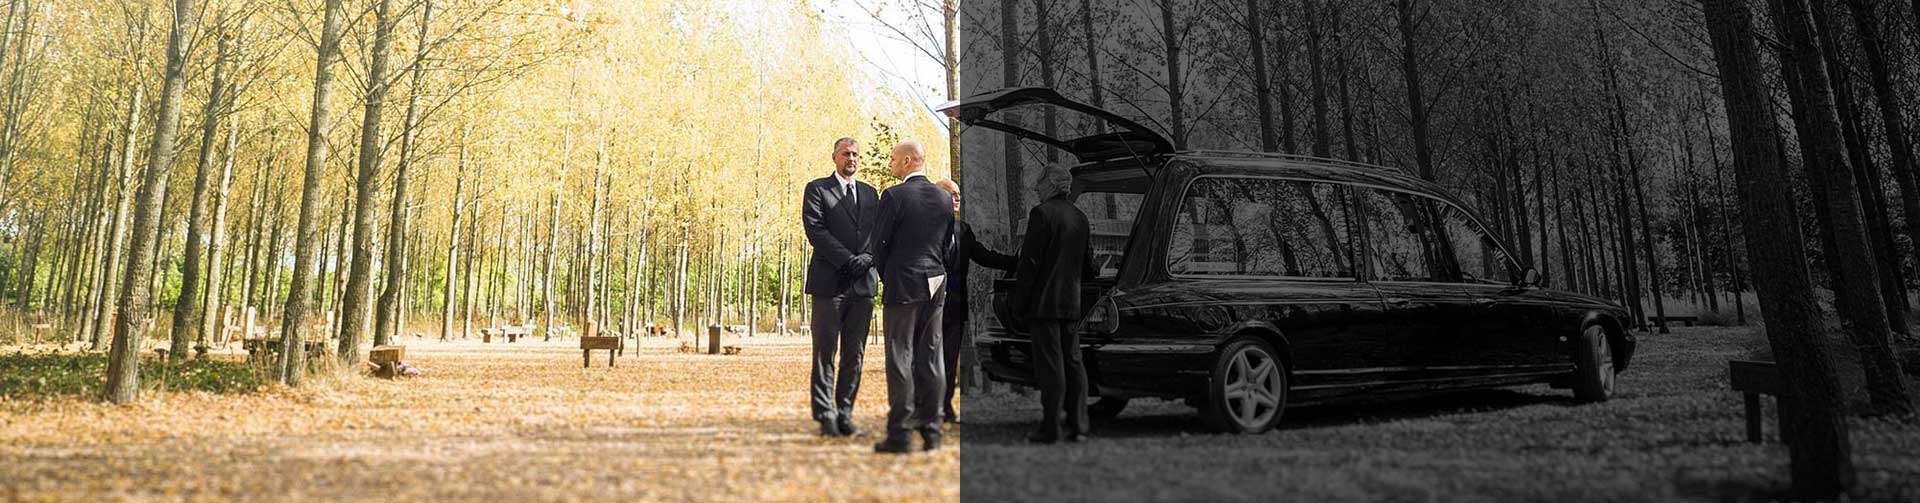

{"left": 940, "top": 87, "right": 1634, "bottom": 433}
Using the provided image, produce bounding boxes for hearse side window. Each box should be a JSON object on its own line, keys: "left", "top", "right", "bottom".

{"left": 1356, "top": 189, "right": 1469, "bottom": 282}
{"left": 1436, "top": 203, "right": 1507, "bottom": 283}
{"left": 1167, "top": 177, "right": 1355, "bottom": 278}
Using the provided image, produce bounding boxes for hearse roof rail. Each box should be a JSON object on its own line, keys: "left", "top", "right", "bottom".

{"left": 1178, "top": 150, "right": 1414, "bottom": 176}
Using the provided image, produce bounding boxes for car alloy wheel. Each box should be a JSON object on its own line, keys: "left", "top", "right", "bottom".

{"left": 1572, "top": 324, "right": 1615, "bottom": 402}
{"left": 1202, "top": 337, "right": 1287, "bottom": 433}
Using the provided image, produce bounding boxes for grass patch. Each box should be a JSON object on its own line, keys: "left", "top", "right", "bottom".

{"left": 0, "top": 350, "right": 266, "bottom": 399}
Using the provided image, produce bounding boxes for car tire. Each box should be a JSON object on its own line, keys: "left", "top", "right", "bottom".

{"left": 1200, "top": 337, "right": 1288, "bottom": 433}
{"left": 1571, "top": 324, "right": 1615, "bottom": 403}
{"left": 1089, "top": 396, "right": 1129, "bottom": 422}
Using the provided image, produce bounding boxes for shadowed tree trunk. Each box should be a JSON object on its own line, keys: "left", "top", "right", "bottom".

{"left": 104, "top": 0, "right": 195, "bottom": 404}
{"left": 1701, "top": 0, "right": 1855, "bottom": 497}
{"left": 999, "top": 0, "right": 1023, "bottom": 231}
{"left": 1774, "top": 0, "right": 1911, "bottom": 415}
{"left": 1813, "top": 1, "right": 1907, "bottom": 333}
{"left": 1845, "top": 0, "right": 1920, "bottom": 319}
{"left": 280, "top": 0, "right": 348, "bottom": 386}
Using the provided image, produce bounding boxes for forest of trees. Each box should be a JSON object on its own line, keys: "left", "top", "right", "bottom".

{"left": 0, "top": 0, "right": 944, "bottom": 399}
{"left": 956, "top": 0, "right": 1917, "bottom": 496}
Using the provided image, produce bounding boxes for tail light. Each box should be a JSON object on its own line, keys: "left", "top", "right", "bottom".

{"left": 1082, "top": 297, "right": 1119, "bottom": 334}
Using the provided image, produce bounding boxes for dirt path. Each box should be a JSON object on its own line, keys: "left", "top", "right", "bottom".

{"left": 0, "top": 336, "right": 957, "bottom": 502}
{"left": 961, "top": 326, "right": 1920, "bottom": 502}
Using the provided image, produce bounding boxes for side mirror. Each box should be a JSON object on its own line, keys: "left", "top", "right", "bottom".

{"left": 1521, "top": 267, "right": 1541, "bottom": 287}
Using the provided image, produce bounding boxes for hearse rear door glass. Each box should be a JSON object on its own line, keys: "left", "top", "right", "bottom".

{"left": 937, "top": 87, "right": 1173, "bottom": 163}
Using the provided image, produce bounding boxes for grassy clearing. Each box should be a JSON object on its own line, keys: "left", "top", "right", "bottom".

{"left": 0, "top": 349, "right": 266, "bottom": 399}
{"left": 960, "top": 326, "right": 1920, "bottom": 502}
{"left": 0, "top": 335, "right": 957, "bottom": 502}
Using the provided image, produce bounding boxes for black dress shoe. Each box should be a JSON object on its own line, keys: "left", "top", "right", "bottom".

{"left": 1065, "top": 432, "right": 1090, "bottom": 443}
{"left": 1024, "top": 430, "right": 1058, "bottom": 444}
{"left": 874, "top": 436, "right": 916, "bottom": 454}
{"left": 819, "top": 421, "right": 843, "bottom": 437}
{"left": 920, "top": 428, "right": 943, "bottom": 451}
{"left": 943, "top": 414, "right": 961, "bottom": 424}
{"left": 837, "top": 419, "right": 867, "bottom": 437}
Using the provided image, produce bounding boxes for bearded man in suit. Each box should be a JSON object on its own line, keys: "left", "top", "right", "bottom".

{"left": 800, "top": 137, "right": 880, "bottom": 437}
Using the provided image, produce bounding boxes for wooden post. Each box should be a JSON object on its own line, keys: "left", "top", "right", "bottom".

{"left": 707, "top": 324, "right": 721, "bottom": 355}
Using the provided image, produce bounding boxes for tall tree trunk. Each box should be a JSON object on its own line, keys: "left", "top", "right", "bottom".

{"left": 280, "top": 0, "right": 348, "bottom": 386}
{"left": 92, "top": 85, "right": 143, "bottom": 351}
{"left": 376, "top": 0, "right": 431, "bottom": 347}
{"left": 1306, "top": 0, "right": 1330, "bottom": 157}
{"left": 1814, "top": 1, "right": 1906, "bottom": 332}
{"left": 1701, "top": 0, "right": 1854, "bottom": 496}
{"left": 200, "top": 117, "right": 237, "bottom": 354}
{"left": 1775, "top": 0, "right": 1911, "bottom": 414}
{"left": 1392, "top": 0, "right": 1434, "bottom": 180}
{"left": 171, "top": 17, "right": 231, "bottom": 359}
{"left": 441, "top": 146, "right": 466, "bottom": 341}
{"left": 1158, "top": 0, "right": 1185, "bottom": 149}
{"left": 1245, "top": 0, "right": 1275, "bottom": 152}
{"left": 338, "top": 0, "right": 398, "bottom": 365}
{"left": 1845, "top": 0, "right": 1920, "bottom": 322}
{"left": 999, "top": 0, "right": 1023, "bottom": 232}
{"left": 104, "top": 0, "right": 194, "bottom": 404}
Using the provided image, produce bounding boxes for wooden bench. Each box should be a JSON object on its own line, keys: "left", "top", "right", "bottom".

{"left": 581, "top": 336, "right": 622, "bottom": 368}
{"left": 243, "top": 338, "right": 330, "bottom": 364}
{"left": 370, "top": 345, "right": 406, "bottom": 378}
{"left": 482, "top": 325, "right": 534, "bottom": 343}
{"left": 722, "top": 345, "right": 741, "bottom": 356}
{"left": 500, "top": 325, "right": 532, "bottom": 342}
{"left": 1729, "top": 359, "right": 1781, "bottom": 443}
{"left": 1651, "top": 315, "right": 1700, "bottom": 327}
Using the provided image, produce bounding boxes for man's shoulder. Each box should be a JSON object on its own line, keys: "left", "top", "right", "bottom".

{"left": 806, "top": 176, "right": 836, "bottom": 189}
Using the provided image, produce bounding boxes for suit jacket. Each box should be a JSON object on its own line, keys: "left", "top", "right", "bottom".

{"left": 943, "top": 220, "right": 1015, "bottom": 322}
{"left": 873, "top": 175, "right": 955, "bottom": 305}
{"left": 1011, "top": 195, "right": 1098, "bottom": 320}
{"left": 802, "top": 175, "right": 881, "bottom": 297}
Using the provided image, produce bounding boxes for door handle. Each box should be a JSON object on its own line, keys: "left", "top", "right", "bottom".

{"left": 1386, "top": 297, "right": 1411, "bottom": 305}
{"left": 1473, "top": 298, "right": 1496, "bottom": 306}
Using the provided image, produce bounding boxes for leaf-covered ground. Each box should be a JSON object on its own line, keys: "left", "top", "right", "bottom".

{"left": 960, "top": 326, "right": 1920, "bottom": 502}
{"left": 0, "top": 335, "right": 957, "bottom": 502}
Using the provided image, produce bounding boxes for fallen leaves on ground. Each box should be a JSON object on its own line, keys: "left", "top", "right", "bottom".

{"left": 960, "top": 326, "right": 1920, "bottom": 502}
{"left": 0, "top": 335, "right": 957, "bottom": 502}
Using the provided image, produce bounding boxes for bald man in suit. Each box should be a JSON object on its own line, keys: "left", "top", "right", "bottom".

{"left": 870, "top": 140, "right": 955, "bottom": 454}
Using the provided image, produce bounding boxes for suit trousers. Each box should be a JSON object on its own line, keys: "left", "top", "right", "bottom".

{"left": 810, "top": 294, "right": 872, "bottom": 424}
{"left": 882, "top": 282, "right": 947, "bottom": 437}
{"left": 1030, "top": 319, "right": 1088, "bottom": 438}
{"left": 940, "top": 310, "right": 965, "bottom": 421}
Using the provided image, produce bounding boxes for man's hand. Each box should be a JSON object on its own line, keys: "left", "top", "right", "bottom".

{"left": 841, "top": 253, "right": 874, "bottom": 276}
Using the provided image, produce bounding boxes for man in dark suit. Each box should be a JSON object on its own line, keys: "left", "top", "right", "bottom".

{"left": 870, "top": 139, "right": 955, "bottom": 454}
{"left": 1012, "top": 163, "right": 1097, "bottom": 444}
{"left": 934, "top": 179, "right": 1015, "bottom": 424}
{"left": 801, "top": 137, "right": 881, "bottom": 437}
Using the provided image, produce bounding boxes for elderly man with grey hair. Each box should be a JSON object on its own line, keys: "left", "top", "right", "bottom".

{"left": 1009, "top": 163, "right": 1098, "bottom": 444}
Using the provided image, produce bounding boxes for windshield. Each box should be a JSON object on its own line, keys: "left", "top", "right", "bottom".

{"left": 1075, "top": 191, "right": 1144, "bottom": 279}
